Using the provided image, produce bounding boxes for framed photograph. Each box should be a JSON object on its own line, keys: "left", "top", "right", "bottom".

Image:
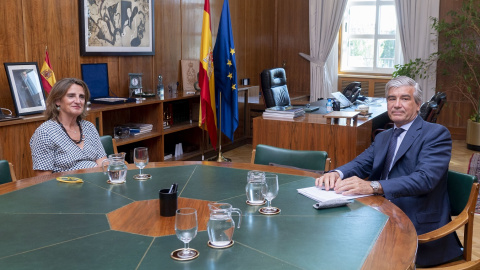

{"left": 79, "top": 0, "right": 155, "bottom": 56}
{"left": 3, "top": 62, "right": 47, "bottom": 116}
{"left": 181, "top": 60, "right": 200, "bottom": 95}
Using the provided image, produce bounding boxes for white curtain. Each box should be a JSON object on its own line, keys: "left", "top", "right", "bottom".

{"left": 299, "top": 0, "right": 348, "bottom": 102}
{"left": 395, "top": 0, "right": 440, "bottom": 102}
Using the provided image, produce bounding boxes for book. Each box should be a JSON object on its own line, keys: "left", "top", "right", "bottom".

{"left": 119, "top": 123, "right": 153, "bottom": 131}
{"left": 263, "top": 109, "right": 305, "bottom": 119}
{"left": 297, "top": 186, "right": 370, "bottom": 202}
{"left": 265, "top": 106, "right": 304, "bottom": 113}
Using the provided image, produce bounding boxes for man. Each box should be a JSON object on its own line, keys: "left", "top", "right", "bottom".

{"left": 316, "top": 76, "right": 462, "bottom": 267}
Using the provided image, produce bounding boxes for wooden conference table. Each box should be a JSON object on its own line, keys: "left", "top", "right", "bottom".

{"left": 0, "top": 162, "right": 416, "bottom": 269}
{"left": 253, "top": 99, "right": 390, "bottom": 168}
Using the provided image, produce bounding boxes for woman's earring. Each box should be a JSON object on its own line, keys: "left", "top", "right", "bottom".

{"left": 56, "top": 106, "right": 60, "bottom": 111}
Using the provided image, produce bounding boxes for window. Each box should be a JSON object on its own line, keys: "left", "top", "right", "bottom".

{"left": 340, "top": 0, "right": 402, "bottom": 74}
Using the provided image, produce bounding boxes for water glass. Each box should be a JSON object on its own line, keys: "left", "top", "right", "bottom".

{"left": 133, "top": 147, "right": 151, "bottom": 180}
{"left": 175, "top": 208, "right": 198, "bottom": 259}
{"left": 260, "top": 173, "right": 280, "bottom": 214}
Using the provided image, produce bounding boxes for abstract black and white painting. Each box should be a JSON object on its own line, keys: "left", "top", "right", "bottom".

{"left": 80, "top": 0, "right": 155, "bottom": 56}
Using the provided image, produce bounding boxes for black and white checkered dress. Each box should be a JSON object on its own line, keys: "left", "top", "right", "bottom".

{"left": 30, "top": 119, "right": 107, "bottom": 173}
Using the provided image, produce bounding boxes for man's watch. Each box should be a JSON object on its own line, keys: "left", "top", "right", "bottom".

{"left": 370, "top": 181, "right": 380, "bottom": 195}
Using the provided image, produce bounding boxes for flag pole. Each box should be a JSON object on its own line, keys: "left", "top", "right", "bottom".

{"left": 201, "top": 124, "right": 205, "bottom": 161}
{"left": 214, "top": 92, "right": 231, "bottom": 162}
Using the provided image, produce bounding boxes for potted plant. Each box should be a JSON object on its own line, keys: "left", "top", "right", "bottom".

{"left": 393, "top": 0, "right": 480, "bottom": 150}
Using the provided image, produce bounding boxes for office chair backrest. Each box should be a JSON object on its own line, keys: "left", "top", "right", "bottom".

{"left": 0, "top": 160, "right": 15, "bottom": 184}
{"left": 260, "top": 68, "right": 291, "bottom": 108}
{"left": 253, "top": 144, "right": 329, "bottom": 172}
{"left": 447, "top": 170, "right": 478, "bottom": 216}
{"left": 429, "top": 92, "right": 446, "bottom": 123}
{"left": 419, "top": 101, "right": 438, "bottom": 123}
{"left": 100, "top": 135, "right": 117, "bottom": 156}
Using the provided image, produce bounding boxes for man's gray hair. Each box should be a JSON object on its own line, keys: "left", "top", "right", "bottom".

{"left": 385, "top": 76, "right": 423, "bottom": 105}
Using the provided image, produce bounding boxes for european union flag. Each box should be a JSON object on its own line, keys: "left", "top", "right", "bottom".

{"left": 213, "top": 0, "right": 238, "bottom": 142}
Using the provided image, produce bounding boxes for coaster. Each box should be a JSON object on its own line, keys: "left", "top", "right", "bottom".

{"left": 246, "top": 200, "right": 266, "bottom": 206}
{"left": 170, "top": 248, "right": 199, "bottom": 261}
{"left": 259, "top": 207, "right": 281, "bottom": 215}
{"left": 107, "top": 179, "right": 126, "bottom": 185}
{"left": 133, "top": 174, "right": 152, "bottom": 180}
{"left": 207, "top": 240, "right": 234, "bottom": 249}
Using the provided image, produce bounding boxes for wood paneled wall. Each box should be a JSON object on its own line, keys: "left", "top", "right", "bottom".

{"left": 0, "top": 0, "right": 310, "bottom": 166}
{"left": 0, "top": 0, "right": 309, "bottom": 112}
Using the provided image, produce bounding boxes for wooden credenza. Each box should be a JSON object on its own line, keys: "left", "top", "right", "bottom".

{"left": 252, "top": 102, "right": 389, "bottom": 169}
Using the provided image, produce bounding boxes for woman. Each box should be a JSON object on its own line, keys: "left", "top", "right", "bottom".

{"left": 30, "top": 78, "right": 106, "bottom": 176}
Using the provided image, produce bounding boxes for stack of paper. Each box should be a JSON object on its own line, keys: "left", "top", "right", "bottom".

{"left": 262, "top": 106, "right": 305, "bottom": 119}
{"left": 297, "top": 186, "right": 369, "bottom": 202}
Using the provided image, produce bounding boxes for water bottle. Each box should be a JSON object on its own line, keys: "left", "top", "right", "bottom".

{"left": 157, "top": 75, "right": 164, "bottom": 99}
{"left": 326, "top": 98, "right": 333, "bottom": 113}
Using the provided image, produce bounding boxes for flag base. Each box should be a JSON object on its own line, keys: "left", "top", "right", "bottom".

{"left": 208, "top": 151, "right": 232, "bottom": 162}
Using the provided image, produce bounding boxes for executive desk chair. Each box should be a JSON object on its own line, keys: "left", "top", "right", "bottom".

{"left": 251, "top": 144, "right": 331, "bottom": 172}
{"left": 417, "top": 171, "right": 479, "bottom": 269}
{"left": 260, "top": 68, "right": 291, "bottom": 108}
{"left": 0, "top": 160, "right": 16, "bottom": 184}
{"left": 100, "top": 135, "right": 119, "bottom": 156}
{"left": 429, "top": 92, "right": 447, "bottom": 123}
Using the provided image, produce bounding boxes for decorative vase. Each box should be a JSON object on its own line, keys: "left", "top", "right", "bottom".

{"left": 466, "top": 119, "right": 480, "bottom": 151}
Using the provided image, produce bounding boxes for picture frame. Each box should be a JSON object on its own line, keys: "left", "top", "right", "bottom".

{"left": 181, "top": 60, "right": 200, "bottom": 95}
{"left": 3, "top": 62, "right": 47, "bottom": 116}
{"left": 79, "top": 0, "right": 155, "bottom": 56}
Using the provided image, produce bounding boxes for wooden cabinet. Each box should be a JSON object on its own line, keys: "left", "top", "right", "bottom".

{"left": 0, "top": 93, "right": 201, "bottom": 179}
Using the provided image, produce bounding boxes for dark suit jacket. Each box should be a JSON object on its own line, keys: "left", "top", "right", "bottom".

{"left": 337, "top": 116, "right": 462, "bottom": 266}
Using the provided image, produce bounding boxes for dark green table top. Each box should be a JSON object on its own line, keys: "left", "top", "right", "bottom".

{"left": 0, "top": 164, "right": 390, "bottom": 270}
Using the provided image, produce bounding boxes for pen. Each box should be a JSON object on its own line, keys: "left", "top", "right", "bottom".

{"left": 172, "top": 183, "right": 178, "bottom": 193}
{"left": 168, "top": 183, "right": 175, "bottom": 194}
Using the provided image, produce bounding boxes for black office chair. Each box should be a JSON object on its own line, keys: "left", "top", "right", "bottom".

{"left": 429, "top": 92, "right": 446, "bottom": 123}
{"left": 419, "top": 101, "right": 438, "bottom": 122}
{"left": 260, "top": 68, "right": 291, "bottom": 108}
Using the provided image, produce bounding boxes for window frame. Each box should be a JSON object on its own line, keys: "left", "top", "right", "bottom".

{"left": 339, "top": 0, "right": 402, "bottom": 75}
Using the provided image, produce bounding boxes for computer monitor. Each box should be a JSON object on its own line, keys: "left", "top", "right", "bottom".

{"left": 81, "top": 63, "right": 109, "bottom": 99}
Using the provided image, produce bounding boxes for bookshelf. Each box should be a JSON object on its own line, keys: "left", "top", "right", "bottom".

{"left": 0, "top": 92, "right": 202, "bottom": 179}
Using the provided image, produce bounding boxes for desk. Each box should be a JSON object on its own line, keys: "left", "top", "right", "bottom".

{"left": 0, "top": 162, "right": 416, "bottom": 269}
{"left": 253, "top": 100, "right": 389, "bottom": 168}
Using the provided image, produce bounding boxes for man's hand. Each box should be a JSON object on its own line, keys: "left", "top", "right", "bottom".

{"left": 315, "top": 171, "right": 341, "bottom": 191}
{"left": 334, "top": 176, "right": 381, "bottom": 196}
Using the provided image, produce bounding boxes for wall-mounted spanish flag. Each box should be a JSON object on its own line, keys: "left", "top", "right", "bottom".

{"left": 199, "top": 0, "right": 217, "bottom": 149}
{"left": 40, "top": 49, "right": 56, "bottom": 94}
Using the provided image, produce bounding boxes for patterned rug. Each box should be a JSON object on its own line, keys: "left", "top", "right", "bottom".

{"left": 467, "top": 153, "right": 480, "bottom": 214}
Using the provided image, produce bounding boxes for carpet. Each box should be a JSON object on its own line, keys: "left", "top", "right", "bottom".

{"left": 467, "top": 153, "right": 480, "bottom": 214}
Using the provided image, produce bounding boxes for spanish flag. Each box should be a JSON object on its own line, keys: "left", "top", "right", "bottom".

{"left": 199, "top": 0, "right": 217, "bottom": 149}
{"left": 40, "top": 49, "right": 56, "bottom": 94}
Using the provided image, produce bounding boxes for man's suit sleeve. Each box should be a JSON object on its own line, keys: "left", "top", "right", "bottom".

{"left": 336, "top": 140, "right": 376, "bottom": 179}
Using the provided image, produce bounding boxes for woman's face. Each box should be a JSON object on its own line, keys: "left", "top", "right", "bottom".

{"left": 56, "top": 84, "right": 86, "bottom": 118}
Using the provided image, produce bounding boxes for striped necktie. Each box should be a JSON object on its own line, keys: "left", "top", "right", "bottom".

{"left": 381, "top": 128, "right": 405, "bottom": 179}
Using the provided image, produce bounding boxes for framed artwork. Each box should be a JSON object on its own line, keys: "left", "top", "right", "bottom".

{"left": 3, "top": 62, "right": 47, "bottom": 116}
{"left": 181, "top": 60, "right": 200, "bottom": 95}
{"left": 79, "top": 0, "right": 155, "bottom": 56}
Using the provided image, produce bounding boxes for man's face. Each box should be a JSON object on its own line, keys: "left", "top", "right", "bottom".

{"left": 387, "top": 86, "right": 420, "bottom": 127}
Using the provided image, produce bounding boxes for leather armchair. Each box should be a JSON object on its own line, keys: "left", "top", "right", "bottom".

{"left": 260, "top": 68, "right": 291, "bottom": 108}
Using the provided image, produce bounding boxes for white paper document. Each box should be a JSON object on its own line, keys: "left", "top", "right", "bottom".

{"left": 297, "top": 186, "right": 370, "bottom": 202}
